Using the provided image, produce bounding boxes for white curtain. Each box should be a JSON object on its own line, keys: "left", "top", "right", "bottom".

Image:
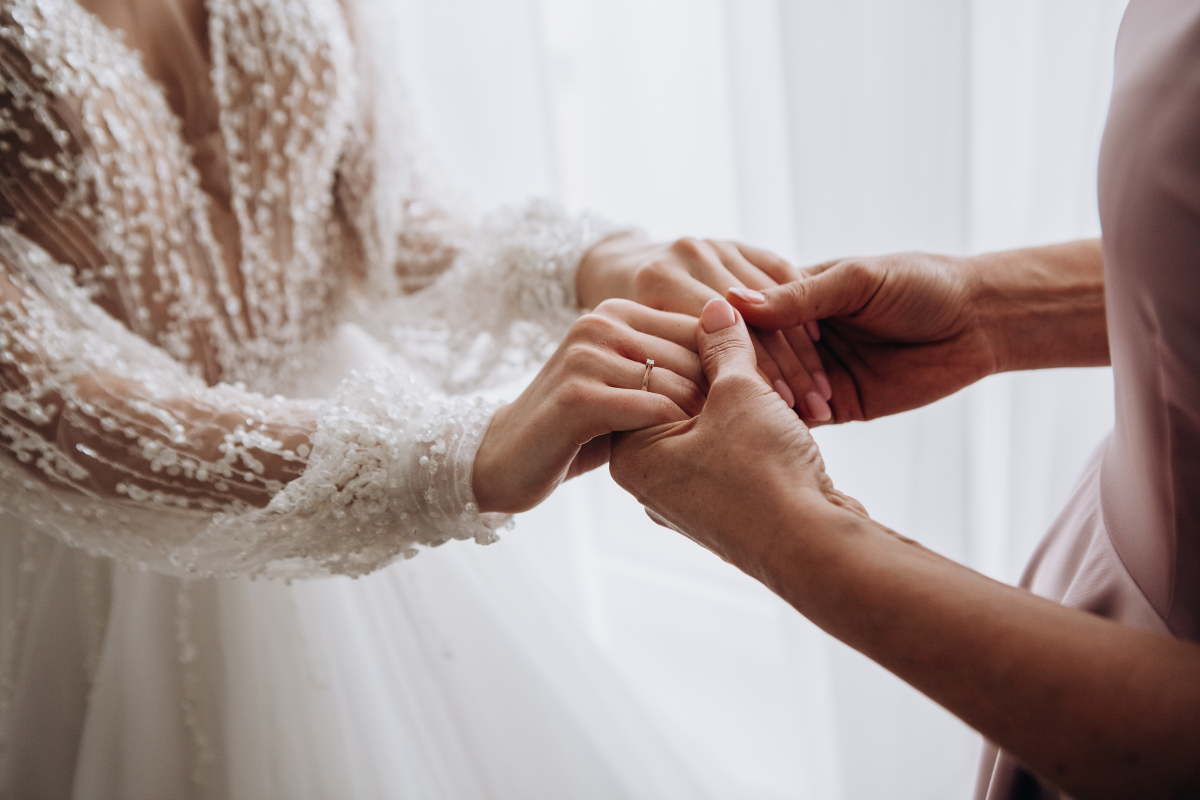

{"left": 391, "top": 2, "right": 1127, "bottom": 798}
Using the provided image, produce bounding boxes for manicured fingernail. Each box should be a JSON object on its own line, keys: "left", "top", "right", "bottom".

{"left": 814, "top": 370, "right": 832, "bottom": 401}
{"left": 805, "top": 391, "right": 831, "bottom": 422}
{"left": 701, "top": 298, "right": 737, "bottom": 332}
{"left": 805, "top": 320, "right": 821, "bottom": 341}
{"left": 728, "top": 287, "right": 766, "bottom": 304}
{"left": 773, "top": 379, "right": 795, "bottom": 408}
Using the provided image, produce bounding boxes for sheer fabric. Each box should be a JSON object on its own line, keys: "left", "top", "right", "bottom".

{"left": 0, "top": 0, "right": 615, "bottom": 581}
{"left": 0, "top": 1, "right": 657, "bottom": 795}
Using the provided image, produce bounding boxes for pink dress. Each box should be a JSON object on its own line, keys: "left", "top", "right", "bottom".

{"left": 977, "top": 0, "right": 1200, "bottom": 796}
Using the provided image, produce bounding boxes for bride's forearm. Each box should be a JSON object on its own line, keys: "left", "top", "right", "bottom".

{"left": 756, "top": 503, "right": 1200, "bottom": 800}
{"left": 969, "top": 239, "right": 1109, "bottom": 372}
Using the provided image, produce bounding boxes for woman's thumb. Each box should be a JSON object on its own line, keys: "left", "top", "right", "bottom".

{"left": 727, "top": 267, "right": 860, "bottom": 331}
{"left": 697, "top": 298, "right": 758, "bottom": 384}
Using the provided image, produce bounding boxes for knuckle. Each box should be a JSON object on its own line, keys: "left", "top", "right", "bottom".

{"left": 782, "top": 278, "right": 810, "bottom": 304}
{"left": 842, "top": 259, "right": 873, "bottom": 284}
{"left": 556, "top": 377, "right": 592, "bottom": 411}
{"left": 563, "top": 340, "right": 608, "bottom": 375}
{"left": 593, "top": 297, "right": 636, "bottom": 319}
{"left": 669, "top": 236, "right": 706, "bottom": 259}
{"left": 632, "top": 259, "right": 675, "bottom": 299}
{"left": 570, "top": 312, "right": 620, "bottom": 342}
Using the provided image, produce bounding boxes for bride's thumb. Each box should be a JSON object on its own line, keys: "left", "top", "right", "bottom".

{"left": 697, "top": 298, "right": 758, "bottom": 385}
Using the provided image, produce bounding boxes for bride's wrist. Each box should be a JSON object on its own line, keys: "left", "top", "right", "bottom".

{"left": 471, "top": 403, "right": 512, "bottom": 514}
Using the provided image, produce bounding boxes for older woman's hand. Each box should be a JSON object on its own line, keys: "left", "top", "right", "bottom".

{"left": 726, "top": 241, "right": 1108, "bottom": 425}
{"left": 577, "top": 233, "right": 832, "bottom": 422}
{"left": 609, "top": 297, "right": 865, "bottom": 576}
{"left": 610, "top": 299, "right": 1200, "bottom": 800}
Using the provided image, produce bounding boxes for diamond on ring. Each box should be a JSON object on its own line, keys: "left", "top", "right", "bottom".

{"left": 641, "top": 359, "right": 655, "bottom": 391}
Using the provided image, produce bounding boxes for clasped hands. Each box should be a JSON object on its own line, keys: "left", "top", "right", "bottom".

{"left": 474, "top": 233, "right": 993, "bottom": 528}
{"left": 609, "top": 248, "right": 992, "bottom": 571}
{"left": 474, "top": 232, "right": 835, "bottom": 514}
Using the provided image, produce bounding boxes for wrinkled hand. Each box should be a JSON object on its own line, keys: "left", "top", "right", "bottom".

{"left": 727, "top": 252, "right": 996, "bottom": 425}
{"left": 474, "top": 299, "right": 705, "bottom": 515}
{"left": 610, "top": 298, "right": 865, "bottom": 576}
{"left": 578, "top": 233, "right": 833, "bottom": 421}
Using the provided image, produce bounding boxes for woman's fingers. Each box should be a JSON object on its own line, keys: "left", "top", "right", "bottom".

{"left": 628, "top": 333, "right": 705, "bottom": 390}
{"left": 780, "top": 326, "right": 832, "bottom": 401}
{"left": 591, "top": 299, "right": 700, "bottom": 351}
{"left": 712, "top": 240, "right": 779, "bottom": 291}
{"left": 757, "top": 328, "right": 831, "bottom": 418}
{"left": 631, "top": 361, "right": 705, "bottom": 418}
{"left": 712, "top": 242, "right": 827, "bottom": 411}
{"left": 633, "top": 243, "right": 726, "bottom": 315}
{"left": 734, "top": 242, "right": 802, "bottom": 284}
{"left": 615, "top": 243, "right": 804, "bottom": 405}
{"left": 749, "top": 331, "right": 792, "bottom": 405}
{"left": 588, "top": 385, "right": 689, "bottom": 440}
{"left": 563, "top": 314, "right": 705, "bottom": 421}
{"left": 593, "top": 360, "right": 700, "bottom": 428}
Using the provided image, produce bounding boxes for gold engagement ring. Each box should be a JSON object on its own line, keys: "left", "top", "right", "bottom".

{"left": 640, "top": 359, "right": 655, "bottom": 391}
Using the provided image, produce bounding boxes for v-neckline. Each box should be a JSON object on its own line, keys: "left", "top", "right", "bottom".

{"left": 69, "top": 0, "right": 220, "bottom": 145}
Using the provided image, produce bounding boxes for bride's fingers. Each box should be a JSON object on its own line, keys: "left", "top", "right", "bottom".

{"left": 593, "top": 348, "right": 704, "bottom": 419}
{"left": 755, "top": 327, "right": 820, "bottom": 414}
{"left": 715, "top": 242, "right": 831, "bottom": 405}
{"left": 667, "top": 238, "right": 744, "bottom": 306}
{"left": 579, "top": 304, "right": 704, "bottom": 388}
{"left": 634, "top": 259, "right": 719, "bottom": 314}
{"left": 625, "top": 358, "right": 706, "bottom": 418}
{"left": 781, "top": 326, "right": 831, "bottom": 401}
{"left": 733, "top": 242, "right": 803, "bottom": 284}
{"left": 603, "top": 261, "right": 789, "bottom": 400}
{"left": 743, "top": 331, "right": 790, "bottom": 406}
{"left": 614, "top": 329, "right": 705, "bottom": 389}
{"left": 711, "top": 240, "right": 778, "bottom": 291}
{"left": 592, "top": 299, "right": 700, "bottom": 351}
{"left": 593, "top": 383, "right": 693, "bottom": 435}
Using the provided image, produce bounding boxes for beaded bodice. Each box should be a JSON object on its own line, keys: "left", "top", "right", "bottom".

{"left": 0, "top": 0, "right": 615, "bottom": 578}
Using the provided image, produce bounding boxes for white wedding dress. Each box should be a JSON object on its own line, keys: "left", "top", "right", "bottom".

{"left": 0, "top": 0, "right": 713, "bottom": 795}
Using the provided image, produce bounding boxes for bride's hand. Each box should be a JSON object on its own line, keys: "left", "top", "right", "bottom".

{"left": 472, "top": 298, "right": 705, "bottom": 514}
{"left": 576, "top": 233, "right": 832, "bottom": 422}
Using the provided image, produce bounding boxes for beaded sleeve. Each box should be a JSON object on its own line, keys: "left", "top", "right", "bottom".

{"left": 0, "top": 0, "right": 619, "bottom": 578}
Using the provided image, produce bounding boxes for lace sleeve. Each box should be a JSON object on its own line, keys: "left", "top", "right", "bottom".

{"left": 335, "top": 0, "right": 625, "bottom": 393}
{"left": 364, "top": 200, "right": 620, "bottom": 393}
{"left": 0, "top": 228, "right": 509, "bottom": 579}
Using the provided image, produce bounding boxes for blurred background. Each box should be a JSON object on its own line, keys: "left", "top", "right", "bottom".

{"left": 390, "top": 1, "right": 1128, "bottom": 797}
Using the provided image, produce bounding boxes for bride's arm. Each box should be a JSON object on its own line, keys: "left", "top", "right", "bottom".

{"left": 0, "top": 230, "right": 702, "bottom": 576}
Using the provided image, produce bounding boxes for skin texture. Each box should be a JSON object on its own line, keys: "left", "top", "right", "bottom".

{"left": 578, "top": 233, "right": 831, "bottom": 420}
{"left": 473, "top": 299, "right": 705, "bottom": 514}
{"left": 73, "top": 0, "right": 816, "bottom": 521}
{"left": 474, "top": 232, "right": 824, "bottom": 514}
{"left": 728, "top": 239, "right": 1109, "bottom": 425}
{"left": 610, "top": 296, "right": 1200, "bottom": 800}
